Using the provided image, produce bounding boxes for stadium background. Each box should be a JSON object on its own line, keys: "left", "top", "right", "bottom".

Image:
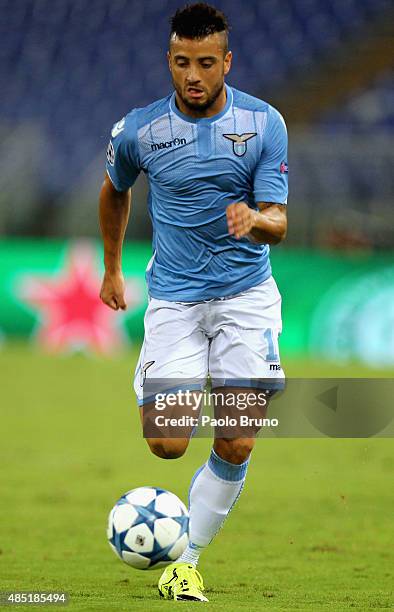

{"left": 1, "top": 1, "right": 393, "bottom": 610}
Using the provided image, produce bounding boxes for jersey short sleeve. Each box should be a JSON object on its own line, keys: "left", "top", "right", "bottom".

{"left": 106, "top": 112, "right": 140, "bottom": 192}
{"left": 253, "top": 106, "right": 288, "bottom": 205}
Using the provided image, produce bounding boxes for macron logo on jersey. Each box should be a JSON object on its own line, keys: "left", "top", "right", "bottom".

{"left": 151, "top": 137, "right": 187, "bottom": 152}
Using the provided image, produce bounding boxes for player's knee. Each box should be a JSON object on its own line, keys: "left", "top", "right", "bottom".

{"left": 214, "top": 438, "right": 255, "bottom": 464}
{"left": 146, "top": 438, "right": 189, "bottom": 459}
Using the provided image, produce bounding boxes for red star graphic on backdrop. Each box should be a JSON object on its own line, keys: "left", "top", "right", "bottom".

{"left": 20, "top": 243, "right": 142, "bottom": 353}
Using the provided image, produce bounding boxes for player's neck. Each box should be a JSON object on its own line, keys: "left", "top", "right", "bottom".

{"left": 175, "top": 86, "right": 227, "bottom": 119}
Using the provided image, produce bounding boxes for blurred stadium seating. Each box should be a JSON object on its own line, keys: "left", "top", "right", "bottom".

{"left": 320, "top": 70, "right": 394, "bottom": 131}
{"left": 0, "top": 0, "right": 393, "bottom": 244}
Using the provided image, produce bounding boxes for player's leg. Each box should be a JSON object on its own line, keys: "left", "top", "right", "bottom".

{"left": 177, "top": 387, "right": 262, "bottom": 569}
{"left": 178, "top": 276, "right": 284, "bottom": 568}
{"left": 138, "top": 391, "right": 204, "bottom": 459}
{"left": 134, "top": 298, "right": 208, "bottom": 460}
{"left": 144, "top": 437, "right": 190, "bottom": 460}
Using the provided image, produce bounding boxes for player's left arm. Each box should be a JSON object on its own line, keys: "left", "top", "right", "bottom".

{"left": 226, "top": 201, "right": 287, "bottom": 244}
{"left": 227, "top": 105, "right": 288, "bottom": 245}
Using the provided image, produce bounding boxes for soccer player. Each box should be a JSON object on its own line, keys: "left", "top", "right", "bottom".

{"left": 99, "top": 2, "right": 288, "bottom": 602}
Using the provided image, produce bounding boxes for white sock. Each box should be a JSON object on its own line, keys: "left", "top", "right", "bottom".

{"left": 177, "top": 448, "right": 249, "bottom": 567}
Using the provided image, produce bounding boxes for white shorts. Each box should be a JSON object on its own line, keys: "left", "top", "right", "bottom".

{"left": 134, "top": 276, "right": 284, "bottom": 405}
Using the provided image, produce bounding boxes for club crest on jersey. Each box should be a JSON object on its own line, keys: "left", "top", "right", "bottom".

{"left": 223, "top": 132, "right": 257, "bottom": 157}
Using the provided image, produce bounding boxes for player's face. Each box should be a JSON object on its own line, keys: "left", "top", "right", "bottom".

{"left": 168, "top": 33, "right": 232, "bottom": 117}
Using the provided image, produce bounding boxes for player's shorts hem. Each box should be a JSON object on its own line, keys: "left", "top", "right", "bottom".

{"left": 210, "top": 378, "right": 285, "bottom": 391}
{"left": 137, "top": 382, "right": 206, "bottom": 407}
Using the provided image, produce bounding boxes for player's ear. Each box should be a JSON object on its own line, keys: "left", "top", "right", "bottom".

{"left": 167, "top": 50, "right": 172, "bottom": 73}
{"left": 224, "top": 50, "right": 232, "bottom": 76}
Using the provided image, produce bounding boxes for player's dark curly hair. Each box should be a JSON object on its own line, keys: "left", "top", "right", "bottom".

{"left": 170, "top": 3, "right": 229, "bottom": 50}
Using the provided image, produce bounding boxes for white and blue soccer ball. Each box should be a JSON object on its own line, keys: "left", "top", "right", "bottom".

{"left": 107, "top": 486, "right": 189, "bottom": 570}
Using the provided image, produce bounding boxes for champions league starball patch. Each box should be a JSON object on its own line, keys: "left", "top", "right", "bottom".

{"left": 106, "top": 140, "right": 115, "bottom": 166}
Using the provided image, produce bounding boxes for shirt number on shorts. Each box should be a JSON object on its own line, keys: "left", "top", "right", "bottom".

{"left": 263, "top": 328, "right": 279, "bottom": 362}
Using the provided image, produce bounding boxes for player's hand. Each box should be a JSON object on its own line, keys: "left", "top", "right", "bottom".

{"left": 226, "top": 202, "right": 256, "bottom": 239}
{"left": 100, "top": 270, "right": 127, "bottom": 310}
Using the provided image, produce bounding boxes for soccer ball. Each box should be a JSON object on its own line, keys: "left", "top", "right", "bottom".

{"left": 107, "top": 486, "right": 189, "bottom": 570}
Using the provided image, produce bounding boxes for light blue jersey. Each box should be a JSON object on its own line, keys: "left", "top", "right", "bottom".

{"left": 106, "top": 85, "right": 288, "bottom": 302}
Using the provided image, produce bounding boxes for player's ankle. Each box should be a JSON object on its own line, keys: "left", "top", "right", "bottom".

{"left": 177, "top": 542, "right": 204, "bottom": 566}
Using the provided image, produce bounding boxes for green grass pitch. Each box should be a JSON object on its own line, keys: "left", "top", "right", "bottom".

{"left": 0, "top": 344, "right": 393, "bottom": 611}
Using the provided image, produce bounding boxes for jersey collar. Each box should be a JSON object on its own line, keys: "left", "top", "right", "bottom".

{"left": 170, "top": 84, "right": 233, "bottom": 124}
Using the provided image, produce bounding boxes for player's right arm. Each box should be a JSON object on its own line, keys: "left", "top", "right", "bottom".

{"left": 99, "top": 176, "right": 130, "bottom": 310}
{"left": 99, "top": 113, "right": 141, "bottom": 310}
